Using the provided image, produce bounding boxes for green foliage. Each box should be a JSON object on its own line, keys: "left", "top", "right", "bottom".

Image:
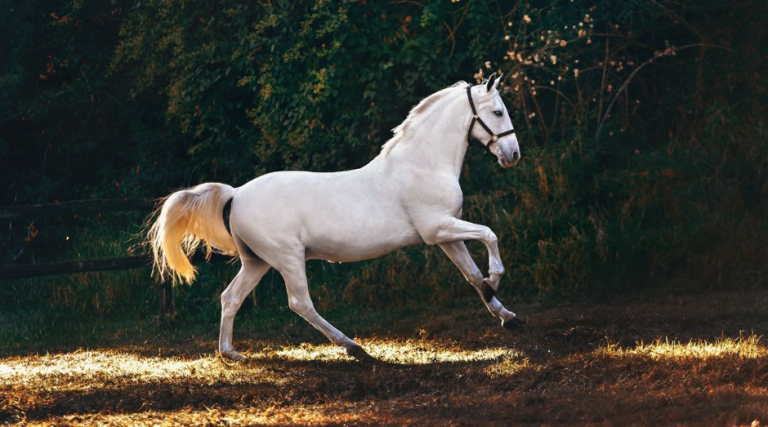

{"left": 1, "top": 0, "right": 766, "bottom": 317}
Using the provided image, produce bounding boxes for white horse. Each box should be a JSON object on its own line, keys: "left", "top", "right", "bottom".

{"left": 149, "top": 73, "right": 524, "bottom": 361}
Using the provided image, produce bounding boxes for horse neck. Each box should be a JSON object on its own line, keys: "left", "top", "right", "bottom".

{"left": 383, "top": 93, "right": 469, "bottom": 179}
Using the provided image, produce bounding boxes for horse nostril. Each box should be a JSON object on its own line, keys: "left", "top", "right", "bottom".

{"left": 512, "top": 151, "right": 520, "bottom": 161}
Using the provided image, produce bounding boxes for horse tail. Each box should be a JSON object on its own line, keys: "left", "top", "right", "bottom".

{"left": 148, "top": 182, "right": 237, "bottom": 284}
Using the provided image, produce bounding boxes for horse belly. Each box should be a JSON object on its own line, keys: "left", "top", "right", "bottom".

{"left": 303, "top": 217, "right": 423, "bottom": 262}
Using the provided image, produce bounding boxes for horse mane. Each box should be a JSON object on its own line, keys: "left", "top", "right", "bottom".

{"left": 380, "top": 81, "right": 470, "bottom": 157}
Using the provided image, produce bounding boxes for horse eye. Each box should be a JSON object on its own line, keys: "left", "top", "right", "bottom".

{"left": 493, "top": 110, "right": 503, "bottom": 117}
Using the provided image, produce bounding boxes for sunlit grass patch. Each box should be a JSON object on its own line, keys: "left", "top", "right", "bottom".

{"left": 252, "top": 343, "right": 349, "bottom": 363}
{"left": 255, "top": 339, "right": 516, "bottom": 364}
{"left": 0, "top": 339, "right": 516, "bottom": 395}
{"left": 0, "top": 350, "right": 273, "bottom": 392}
{"left": 0, "top": 351, "right": 196, "bottom": 379}
{"left": 595, "top": 334, "right": 767, "bottom": 360}
{"left": 362, "top": 339, "right": 515, "bottom": 364}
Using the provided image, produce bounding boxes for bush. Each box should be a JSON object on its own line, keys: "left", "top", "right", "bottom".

{"left": 1, "top": 0, "right": 765, "bottom": 316}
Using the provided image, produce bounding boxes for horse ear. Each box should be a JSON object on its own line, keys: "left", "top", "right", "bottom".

{"left": 485, "top": 72, "right": 497, "bottom": 93}
{"left": 493, "top": 73, "right": 504, "bottom": 92}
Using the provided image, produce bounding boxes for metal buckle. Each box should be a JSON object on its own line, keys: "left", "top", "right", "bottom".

{"left": 491, "top": 135, "right": 499, "bottom": 142}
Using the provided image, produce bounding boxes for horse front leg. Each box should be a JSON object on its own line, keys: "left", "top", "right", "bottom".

{"left": 439, "top": 241, "right": 525, "bottom": 329}
{"left": 433, "top": 217, "right": 504, "bottom": 283}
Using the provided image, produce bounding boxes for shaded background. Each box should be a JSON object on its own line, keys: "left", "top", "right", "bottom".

{"left": 1, "top": 0, "right": 766, "bottom": 321}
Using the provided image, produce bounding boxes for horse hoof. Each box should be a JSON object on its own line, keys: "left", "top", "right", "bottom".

{"left": 346, "top": 345, "right": 376, "bottom": 363}
{"left": 502, "top": 316, "right": 526, "bottom": 330}
{"left": 220, "top": 350, "right": 247, "bottom": 362}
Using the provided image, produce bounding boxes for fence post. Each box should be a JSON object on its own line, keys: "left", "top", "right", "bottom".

{"left": 158, "top": 279, "right": 174, "bottom": 324}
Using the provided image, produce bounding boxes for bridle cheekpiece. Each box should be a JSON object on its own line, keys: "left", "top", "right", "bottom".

{"left": 465, "top": 85, "right": 516, "bottom": 153}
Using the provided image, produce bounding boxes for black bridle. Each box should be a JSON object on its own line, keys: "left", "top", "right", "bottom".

{"left": 465, "top": 86, "right": 516, "bottom": 153}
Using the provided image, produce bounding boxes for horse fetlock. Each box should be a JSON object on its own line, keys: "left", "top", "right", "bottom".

{"left": 218, "top": 340, "right": 234, "bottom": 353}
{"left": 337, "top": 337, "right": 357, "bottom": 349}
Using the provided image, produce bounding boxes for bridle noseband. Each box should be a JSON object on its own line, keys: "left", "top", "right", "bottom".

{"left": 466, "top": 86, "right": 516, "bottom": 153}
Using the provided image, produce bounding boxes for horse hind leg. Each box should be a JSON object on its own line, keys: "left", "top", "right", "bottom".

{"left": 275, "top": 252, "right": 373, "bottom": 361}
{"left": 219, "top": 257, "right": 271, "bottom": 361}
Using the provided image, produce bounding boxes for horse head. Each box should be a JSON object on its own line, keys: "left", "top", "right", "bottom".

{"left": 467, "top": 72, "right": 521, "bottom": 168}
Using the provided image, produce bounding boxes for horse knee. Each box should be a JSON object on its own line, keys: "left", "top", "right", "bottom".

{"left": 484, "top": 228, "right": 498, "bottom": 245}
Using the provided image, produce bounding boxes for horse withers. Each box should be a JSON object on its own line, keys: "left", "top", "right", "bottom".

{"left": 148, "top": 73, "right": 524, "bottom": 362}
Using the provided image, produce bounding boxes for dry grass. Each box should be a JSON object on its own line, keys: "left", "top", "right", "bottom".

{"left": 2, "top": 290, "right": 768, "bottom": 426}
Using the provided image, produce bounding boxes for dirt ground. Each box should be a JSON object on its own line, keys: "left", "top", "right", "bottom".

{"left": 2, "top": 290, "right": 767, "bottom": 426}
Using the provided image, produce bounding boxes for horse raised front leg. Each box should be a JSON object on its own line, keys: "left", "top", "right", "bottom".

{"left": 219, "top": 258, "right": 271, "bottom": 361}
{"left": 433, "top": 217, "right": 505, "bottom": 286}
{"left": 439, "top": 241, "right": 525, "bottom": 330}
{"left": 276, "top": 254, "right": 373, "bottom": 362}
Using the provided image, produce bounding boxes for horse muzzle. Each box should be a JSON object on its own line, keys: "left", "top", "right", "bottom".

{"left": 499, "top": 150, "right": 521, "bottom": 168}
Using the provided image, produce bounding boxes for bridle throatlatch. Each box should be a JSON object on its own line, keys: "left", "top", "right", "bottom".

{"left": 466, "top": 86, "right": 516, "bottom": 153}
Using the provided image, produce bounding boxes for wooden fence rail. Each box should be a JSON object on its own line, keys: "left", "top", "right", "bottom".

{"left": 0, "top": 198, "right": 227, "bottom": 320}
{"left": 0, "top": 255, "right": 152, "bottom": 280}
{"left": 0, "top": 252, "right": 230, "bottom": 281}
{"left": 0, "top": 198, "right": 155, "bottom": 220}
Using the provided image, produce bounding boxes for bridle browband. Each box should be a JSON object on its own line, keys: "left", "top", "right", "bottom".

{"left": 466, "top": 86, "right": 516, "bottom": 153}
